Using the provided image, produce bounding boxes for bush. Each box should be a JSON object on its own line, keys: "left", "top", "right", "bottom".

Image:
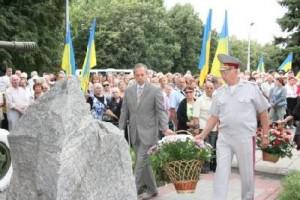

{"left": 278, "top": 171, "right": 300, "bottom": 200}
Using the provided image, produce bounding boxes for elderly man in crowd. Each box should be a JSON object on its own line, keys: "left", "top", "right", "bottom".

{"left": 6, "top": 75, "right": 32, "bottom": 130}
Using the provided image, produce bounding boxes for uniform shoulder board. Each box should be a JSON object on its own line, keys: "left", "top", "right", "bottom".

{"left": 214, "top": 85, "right": 225, "bottom": 94}
{"left": 242, "top": 80, "right": 258, "bottom": 86}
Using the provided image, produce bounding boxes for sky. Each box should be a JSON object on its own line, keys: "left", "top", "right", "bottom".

{"left": 164, "top": 0, "right": 287, "bottom": 44}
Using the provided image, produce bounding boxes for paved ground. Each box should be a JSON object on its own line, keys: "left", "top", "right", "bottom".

{"left": 150, "top": 146, "right": 300, "bottom": 200}
{"left": 151, "top": 170, "right": 282, "bottom": 200}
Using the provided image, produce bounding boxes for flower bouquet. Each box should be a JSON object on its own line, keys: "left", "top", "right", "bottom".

{"left": 148, "top": 134, "right": 212, "bottom": 193}
{"left": 256, "top": 124, "right": 295, "bottom": 163}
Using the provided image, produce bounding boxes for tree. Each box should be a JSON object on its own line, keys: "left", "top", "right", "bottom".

{"left": 0, "top": 0, "right": 65, "bottom": 74}
{"left": 166, "top": 4, "right": 203, "bottom": 73}
{"left": 276, "top": 0, "right": 300, "bottom": 73}
{"left": 230, "top": 36, "right": 282, "bottom": 72}
{"left": 71, "top": 0, "right": 181, "bottom": 72}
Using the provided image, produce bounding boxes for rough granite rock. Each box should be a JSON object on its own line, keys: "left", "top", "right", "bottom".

{"left": 7, "top": 79, "right": 137, "bottom": 200}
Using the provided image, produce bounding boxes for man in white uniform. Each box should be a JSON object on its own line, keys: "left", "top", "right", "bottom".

{"left": 195, "top": 54, "right": 270, "bottom": 200}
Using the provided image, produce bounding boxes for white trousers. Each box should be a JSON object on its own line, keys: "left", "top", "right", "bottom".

{"left": 213, "top": 133, "right": 255, "bottom": 200}
{"left": 7, "top": 110, "right": 21, "bottom": 131}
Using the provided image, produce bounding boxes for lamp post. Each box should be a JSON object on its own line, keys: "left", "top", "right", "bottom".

{"left": 246, "top": 22, "right": 254, "bottom": 72}
{"left": 65, "top": 0, "right": 69, "bottom": 31}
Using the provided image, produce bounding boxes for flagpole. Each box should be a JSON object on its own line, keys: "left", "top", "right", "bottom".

{"left": 246, "top": 22, "right": 254, "bottom": 72}
{"left": 65, "top": 0, "right": 69, "bottom": 32}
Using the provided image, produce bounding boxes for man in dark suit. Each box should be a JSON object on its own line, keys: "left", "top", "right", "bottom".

{"left": 119, "top": 63, "right": 174, "bottom": 199}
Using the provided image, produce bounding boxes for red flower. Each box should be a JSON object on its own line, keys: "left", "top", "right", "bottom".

{"left": 273, "top": 139, "right": 282, "bottom": 146}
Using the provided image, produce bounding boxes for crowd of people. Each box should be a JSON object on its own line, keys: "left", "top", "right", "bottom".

{"left": 0, "top": 57, "right": 300, "bottom": 199}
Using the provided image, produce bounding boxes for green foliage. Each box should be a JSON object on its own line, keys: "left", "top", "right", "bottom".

{"left": 130, "top": 147, "right": 136, "bottom": 170}
{"left": 0, "top": 0, "right": 286, "bottom": 74}
{"left": 72, "top": 0, "right": 181, "bottom": 72}
{"left": 149, "top": 139, "right": 212, "bottom": 183}
{"left": 0, "top": 0, "right": 65, "bottom": 73}
{"left": 230, "top": 36, "right": 283, "bottom": 72}
{"left": 166, "top": 4, "right": 203, "bottom": 73}
{"left": 278, "top": 171, "right": 300, "bottom": 200}
{"left": 276, "top": 0, "right": 300, "bottom": 73}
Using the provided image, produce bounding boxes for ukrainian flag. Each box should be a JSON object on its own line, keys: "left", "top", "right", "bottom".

{"left": 198, "top": 9, "right": 212, "bottom": 86}
{"left": 210, "top": 10, "right": 229, "bottom": 78}
{"left": 256, "top": 56, "right": 265, "bottom": 73}
{"left": 61, "top": 23, "right": 76, "bottom": 75}
{"left": 81, "top": 19, "right": 97, "bottom": 93}
{"left": 278, "top": 53, "right": 293, "bottom": 72}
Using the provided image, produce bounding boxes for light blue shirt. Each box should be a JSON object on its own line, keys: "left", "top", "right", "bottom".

{"left": 169, "top": 89, "right": 185, "bottom": 111}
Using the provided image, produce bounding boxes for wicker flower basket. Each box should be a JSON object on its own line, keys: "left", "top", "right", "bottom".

{"left": 262, "top": 151, "right": 280, "bottom": 163}
{"left": 164, "top": 160, "right": 203, "bottom": 193}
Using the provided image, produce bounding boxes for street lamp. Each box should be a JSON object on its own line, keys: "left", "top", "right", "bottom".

{"left": 65, "top": 0, "right": 69, "bottom": 31}
{"left": 246, "top": 22, "right": 255, "bottom": 72}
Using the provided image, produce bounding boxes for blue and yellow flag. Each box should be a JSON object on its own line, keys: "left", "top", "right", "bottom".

{"left": 278, "top": 53, "right": 293, "bottom": 72}
{"left": 256, "top": 56, "right": 265, "bottom": 73}
{"left": 210, "top": 10, "right": 229, "bottom": 78}
{"left": 81, "top": 19, "right": 97, "bottom": 93}
{"left": 198, "top": 9, "right": 212, "bottom": 86}
{"left": 61, "top": 23, "right": 76, "bottom": 75}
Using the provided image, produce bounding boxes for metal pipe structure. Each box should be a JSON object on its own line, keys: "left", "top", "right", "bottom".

{"left": 65, "top": 0, "right": 69, "bottom": 32}
{"left": 246, "top": 22, "right": 255, "bottom": 72}
{"left": 0, "top": 41, "right": 37, "bottom": 50}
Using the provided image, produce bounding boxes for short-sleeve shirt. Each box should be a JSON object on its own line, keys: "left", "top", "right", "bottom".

{"left": 169, "top": 89, "right": 185, "bottom": 111}
{"left": 193, "top": 93, "right": 217, "bottom": 131}
{"left": 209, "top": 80, "right": 269, "bottom": 137}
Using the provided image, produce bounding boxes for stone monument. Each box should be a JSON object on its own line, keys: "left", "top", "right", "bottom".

{"left": 7, "top": 78, "right": 137, "bottom": 200}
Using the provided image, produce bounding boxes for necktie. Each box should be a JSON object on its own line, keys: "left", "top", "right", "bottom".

{"left": 137, "top": 86, "right": 143, "bottom": 104}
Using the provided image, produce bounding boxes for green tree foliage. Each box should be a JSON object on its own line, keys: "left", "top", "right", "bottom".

{"left": 276, "top": 0, "right": 300, "bottom": 73}
{"left": 72, "top": 0, "right": 203, "bottom": 73}
{"left": 230, "top": 36, "right": 283, "bottom": 72}
{"left": 278, "top": 171, "right": 300, "bottom": 200}
{"left": 0, "top": 0, "right": 65, "bottom": 73}
{"left": 0, "top": 0, "right": 284, "bottom": 74}
{"left": 166, "top": 4, "right": 203, "bottom": 73}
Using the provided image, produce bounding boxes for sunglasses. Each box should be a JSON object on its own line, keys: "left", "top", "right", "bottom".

{"left": 103, "top": 84, "right": 109, "bottom": 87}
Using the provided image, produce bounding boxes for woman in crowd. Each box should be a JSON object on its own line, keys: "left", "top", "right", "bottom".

{"left": 281, "top": 96, "right": 300, "bottom": 150}
{"left": 269, "top": 77, "right": 287, "bottom": 122}
{"left": 176, "top": 86, "right": 196, "bottom": 131}
{"left": 88, "top": 73, "right": 101, "bottom": 95}
{"left": 33, "top": 82, "right": 44, "bottom": 100}
{"left": 106, "top": 87, "right": 122, "bottom": 126}
{"left": 86, "top": 83, "right": 115, "bottom": 120}
{"left": 285, "top": 76, "right": 298, "bottom": 116}
{"left": 118, "top": 80, "right": 127, "bottom": 98}
{"left": 87, "top": 83, "right": 107, "bottom": 120}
